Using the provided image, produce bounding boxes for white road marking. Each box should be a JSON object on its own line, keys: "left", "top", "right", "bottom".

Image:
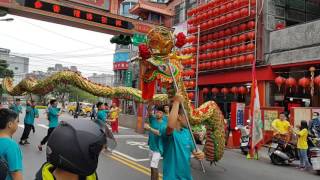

{"left": 37, "top": 124, "right": 49, "bottom": 129}
{"left": 119, "top": 126, "right": 129, "bottom": 130}
{"left": 18, "top": 124, "right": 24, "bottom": 128}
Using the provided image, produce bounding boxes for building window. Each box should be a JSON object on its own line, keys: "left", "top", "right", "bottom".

{"left": 150, "top": 13, "right": 161, "bottom": 24}
{"left": 271, "top": 0, "right": 320, "bottom": 28}
{"left": 15, "top": 67, "right": 18, "bottom": 70}
{"left": 120, "top": 1, "right": 137, "bottom": 17}
{"left": 174, "top": 3, "right": 185, "bottom": 25}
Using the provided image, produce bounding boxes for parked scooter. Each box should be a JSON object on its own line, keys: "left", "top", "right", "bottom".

{"left": 235, "top": 120, "right": 251, "bottom": 155}
{"left": 308, "top": 130, "right": 320, "bottom": 174}
{"left": 268, "top": 134, "right": 298, "bottom": 165}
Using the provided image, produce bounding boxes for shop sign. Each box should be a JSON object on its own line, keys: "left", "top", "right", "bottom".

{"left": 236, "top": 103, "right": 245, "bottom": 126}
{"left": 125, "top": 70, "right": 133, "bottom": 87}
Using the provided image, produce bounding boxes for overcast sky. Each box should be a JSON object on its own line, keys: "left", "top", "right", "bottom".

{"left": 0, "top": 14, "right": 115, "bottom": 76}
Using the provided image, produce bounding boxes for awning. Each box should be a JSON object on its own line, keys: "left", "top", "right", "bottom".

{"left": 129, "top": 0, "right": 174, "bottom": 17}
{"left": 198, "top": 66, "right": 276, "bottom": 85}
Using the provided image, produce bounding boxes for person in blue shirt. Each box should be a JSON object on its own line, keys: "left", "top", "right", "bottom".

{"left": 310, "top": 112, "right": 320, "bottom": 137}
{"left": 38, "top": 99, "right": 61, "bottom": 151}
{"left": 160, "top": 93, "right": 204, "bottom": 180}
{"left": 96, "top": 102, "right": 110, "bottom": 134}
{"left": 163, "top": 104, "right": 170, "bottom": 123}
{"left": 0, "top": 108, "right": 23, "bottom": 180}
{"left": 144, "top": 105, "right": 167, "bottom": 180}
{"left": 19, "top": 101, "right": 38, "bottom": 145}
{"left": 9, "top": 99, "right": 22, "bottom": 118}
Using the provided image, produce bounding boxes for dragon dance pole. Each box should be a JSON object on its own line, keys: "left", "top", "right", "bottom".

{"left": 167, "top": 63, "right": 206, "bottom": 173}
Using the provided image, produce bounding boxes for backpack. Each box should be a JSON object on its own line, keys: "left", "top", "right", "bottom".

{"left": 0, "top": 157, "right": 8, "bottom": 180}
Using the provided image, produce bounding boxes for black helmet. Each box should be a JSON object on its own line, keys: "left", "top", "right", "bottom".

{"left": 46, "top": 119, "right": 106, "bottom": 176}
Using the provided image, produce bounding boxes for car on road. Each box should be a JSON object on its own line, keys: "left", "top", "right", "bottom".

{"left": 67, "top": 102, "right": 92, "bottom": 117}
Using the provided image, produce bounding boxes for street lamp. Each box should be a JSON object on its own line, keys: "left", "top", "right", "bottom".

{"left": 0, "top": 18, "right": 14, "bottom": 22}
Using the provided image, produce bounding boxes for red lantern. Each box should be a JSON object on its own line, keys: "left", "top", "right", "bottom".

{"left": 205, "top": 62, "right": 211, "bottom": 69}
{"left": 225, "top": 28, "right": 232, "bottom": 36}
{"left": 191, "top": 47, "right": 196, "bottom": 53}
{"left": 203, "top": 35, "right": 208, "bottom": 41}
{"left": 211, "top": 61, "right": 217, "bottom": 68}
{"left": 211, "top": 88, "right": 219, "bottom": 96}
{"left": 231, "top": 57, "right": 239, "bottom": 65}
{"left": 212, "top": 42, "right": 217, "bottom": 49}
{"left": 299, "top": 77, "right": 311, "bottom": 93}
{"left": 218, "top": 60, "right": 225, "bottom": 67}
{"left": 231, "top": 36, "right": 239, "bottom": 45}
{"left": 286, "top": 77, "right": 297, "bottom": 88}
{"left": 231, "top": 46, "right": 239, "bottom": 55}
{"left": 238, "top": 34, "right": 247, "bottom": 42}
{"left": 231, "top": 26, "right": 239, "bottom": 34}
{"left": 247, "top": 21, "right": 255, "bottom": 29}
{"left": 213, "top": 18, "right": 220, "bottom": 27}
{"left": 246, "top": 54, "right": 254, "bottom": 63}
{"left": 189, "top": 81, "right": 195, "bottom": 88}
{"left": 208, "top": 20, "right": 214, "bottom": 28}
{"left": 189, "top": 58, "right": 195, "bottom": 65}
{"left": 226, "top": 13, "right": 233, "bottom": 22}
{"left": 315, "top": 75, "right": 320, "bottom": 87}
{"left": 232, "top": 10, "right": 240, "bottom": 20}
{"left": 239, "top": 23, "right": 247, "bottom": 32}
{"left": 275, "top": 76, "right": 286, "bottom": 91}
{"left": 239, "top": 44, "right": 246, "bottom": 53}
{"left": 219, "top": 15, "right": 226, "bottom": 25}
{"left": 225, "top": 58, "right": 232, "bottom": 66}
{"left": 218, "top": 40, "right": 225, "bottom": 48}
{"left": 231, "top": 86, "right": 238, "bottom": 94}
{"left": 247, "top": 43, "right": 255, "bottom": 52}
{"left": 225, "top": 38, "right": 231, "bottom": 46}
{"left": 220, "top": 5, "right": 226, "bottom": 14}
{"left": 247, "top": 32, "right": 255, "bottom": 40}
{"left": 213, "top": 8, "right": 219, "bottom": 17}
{"left": 212, "top": 51, "right": 217, "bottom": 59}
{"left": 203, "top": 88, "right": 209, "bottom": 94}
{"left": 218, "top": 50, "right": 225, "bottom": 58}
{"left": 251, "top": 0, "right": 256, "bottom": 6}
{"left": 224, "top": 48, "right": 231, "bottom": 56}
{"left": 188, "top": 92, "right": 195, "bottom": 99}
{"left": 238, "top": 86, "right": 247, "bottom": 95}
{"left": 240, "top": 8, "right": 249, "bottom": 17}
{"left": 231, "top": 1, "right": 239, "bottom": 10}
{"left": 238, "top": 55, "right": 245, "bottom": 64}
{"left": 226, "top": 3, "right": 233, "bottom": 12}
{"left": 218, "top": 31, "right": 225, "bottom": 38}
{"left": 221, "top": 88, "right": 229, "bottom": 95}
{"left": 250, "top": 9, "right": 256, "bottom": 17}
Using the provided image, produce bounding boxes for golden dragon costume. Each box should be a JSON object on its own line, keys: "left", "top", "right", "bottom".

{"left": 2, "top": 27, "right": 225, "bottom": 163}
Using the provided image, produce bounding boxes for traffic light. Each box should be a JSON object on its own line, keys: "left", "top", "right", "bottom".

{"left": 110, "top": 35, "right": 132, "bottom": 45}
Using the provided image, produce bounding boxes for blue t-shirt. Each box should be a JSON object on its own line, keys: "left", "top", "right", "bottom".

{"left": 48, "top": 107, "right": 59, "bottom": 128}
{"left": 9, "top": 104, "right": 22, "bottom": 114}
{"left": 0, "top": 137, "right": 23, "bottom": 180}
{"left": 97, "top": 110, "right": 109, "bottom": 123}
{"left": 24, "top": 106, "right": 36, "bottom": 125}
{"left": 148, "top": 115, "right": 167, "bottom": 154}
{"left": 160, "top": 127, "right": 195, "bottom": 180}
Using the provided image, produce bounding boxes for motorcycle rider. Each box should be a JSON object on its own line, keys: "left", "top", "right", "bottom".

{"left": 309, "top": 112, "right": 320, "bottom": 137}
{"left": 35, "top": 119, "right": 107, "bottom": 180}
{"left": 271, "top": 112, "right": 294, "bottom": 160}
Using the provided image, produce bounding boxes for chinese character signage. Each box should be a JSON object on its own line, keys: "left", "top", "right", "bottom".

{"left": 236, "top": 103, "right": 245, "bottom": 126}
{"left": 23, "top": 0, "right": 133, "bottom": 30}
{"left": 125, "top": 70, "right": 132, "bottom": 87}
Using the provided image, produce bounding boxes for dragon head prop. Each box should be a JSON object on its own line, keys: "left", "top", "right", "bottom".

{"left": 138, "top": 27, "right": 189, "bottom": 100}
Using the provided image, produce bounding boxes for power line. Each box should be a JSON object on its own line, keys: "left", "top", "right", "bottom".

{"left": 18, "top": 18, "right": 115, "bottom": 52}
{"left": 1, "top": 57, "right": 114, "bottom": 74}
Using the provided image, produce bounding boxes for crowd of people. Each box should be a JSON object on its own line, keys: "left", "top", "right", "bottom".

{"left": 0, "top": 98, "right": 109, "bottom": 180}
